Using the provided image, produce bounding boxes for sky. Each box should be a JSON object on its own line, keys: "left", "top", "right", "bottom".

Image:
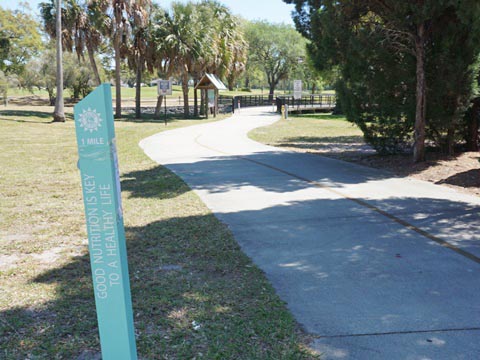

{"left": 1, "top": 0, "right": 295, "bottom": 25}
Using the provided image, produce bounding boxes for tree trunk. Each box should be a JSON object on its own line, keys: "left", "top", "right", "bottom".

{"left": 182, "top": 71, "right": 189, "bottom": 117}
{"left": 466, "top": 97, "right": 480, "bottom": 151}
{"left": 113, "top": 2, "right": 122, "bottom": 119}
{"left": 446, "top": 95, "right": 464, "bottom": 155}
{"left": 413, "top": 22, "right": 427, "bottom": 163}
{"left": 155, "top": 95, "right": 164, "bottom": 119}
{"left": 193, "top": 77, "right": 198, "bottom": 117}
{"left": 446, "top": 126, "right": 455, "bottom": 156}
{"left": 200, "top": 89, "right": 205, "bottom": 116}
{"left": 73, "top": 84, "right": 80, "bottom": 99}
{"left": 204, "top": 90, "right": 209, "bottom": 119}
{"left": 135, "top": 54, "right": 143, "bottom": 119}
{"left": 86, "top": 42, "right": 101, "bottom": 86}
{"left": 114, "top": 40, "right": 122, "bottom": 118}
{"left": 53, "top": 0, "right": 65, "bottom": 123}
{"left": 48, "top": 88, "right": 55, "bottom": 106}
{"left": 227, "top": 75, "right": 234, "bottom": 91}
{"left": 268, "top": 83, "right": 275, "bottom": 102}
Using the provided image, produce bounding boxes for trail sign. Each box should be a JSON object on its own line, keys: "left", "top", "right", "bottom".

{"left": 74, "top": 84, "right": 137, "bottom": 360}
{"left": 157, "top": 79, "right": 172, "bottom": 96}
{"left": 293, "top": 80, "right": 302, "bottom": 100}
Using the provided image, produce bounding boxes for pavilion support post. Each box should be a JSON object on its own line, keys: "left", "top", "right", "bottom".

{"left": 214, "top": 89, "right": 218, "bottom": 118}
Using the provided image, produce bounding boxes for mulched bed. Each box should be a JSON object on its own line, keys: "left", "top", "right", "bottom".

{"left": 341, "top": 151, "right": 480, "bottom": 197}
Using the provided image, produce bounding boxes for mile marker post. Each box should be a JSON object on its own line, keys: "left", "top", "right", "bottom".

{"left": 74, "top": 84, "right": 137, "bottom": 360}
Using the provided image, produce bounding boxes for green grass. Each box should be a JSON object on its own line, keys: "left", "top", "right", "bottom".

{"left": 249, "top": 113, "right": 369, "bottom": 159}
{"left": 0, "top": 107, "right": 317, "bottom": 359}
{"left": 6, "top": 85, "right": 327, "bottom": 102}
{"left": 6, "top": 85, "right": 267, "bottom": 101}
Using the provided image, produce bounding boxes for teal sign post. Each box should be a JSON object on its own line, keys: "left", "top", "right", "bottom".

{"left": 74, "top": 84, "right": 137, "bottom": 359}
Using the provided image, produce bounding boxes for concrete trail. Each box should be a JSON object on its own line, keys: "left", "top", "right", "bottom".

{"left": 140, "top": 107, "right": 480, "bottom": 359}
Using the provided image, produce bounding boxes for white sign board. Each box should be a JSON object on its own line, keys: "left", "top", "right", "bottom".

{"left": 293, "top": 80, "right": 302, "bottom": 100}
{"left": 157, "top": 80, "right": 172, "bottom": 96}
{"left": 208, "top": 89, "right": 215, "bottom": 108}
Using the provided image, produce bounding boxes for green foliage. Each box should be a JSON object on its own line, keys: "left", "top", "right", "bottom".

{"left": 148, "top": 1, "right": 246, "bottom": 116}
{"left": 425, "top": 14, "right": 480, "bottom": 151}
{"left": 24, "top": 49, "right": 101, "bottom": 104}
{"left": 0, "top": 6, "right": 43, "bottom": 77}
{"left": 332, "top": 10, "right": 416, "bottom": 154}
{"left": 244, "top": 21, "right": 307, "bottom": 98}
{"left": 286, "top": 0, "right": 480, "bottom": 154}
{"left": 39, "top": 0, "right": 106, "bottom": 85}
{"left": 0, "top": 70, "right": 20, "bottom": 104}
{"left": 294, "top": 57, "right": 325, "bottom": 94}
{"left": 24, "top": 49, "right": 58, "bottom": 105}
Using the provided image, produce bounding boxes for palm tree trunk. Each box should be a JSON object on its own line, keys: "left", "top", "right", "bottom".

{"left": 413, "top": 22, "right": 426, "bottom": 163}
{"left": 135, "top": 54, "right": 144, "bottom": 119}
{"left": 182, "top": 71, "right": 189, "bottom": 117}
{"left": 113, "top": 3, "right": 122, "bottom": 119}
{"left": 227, "top": 75, "right": 234, "bottom": 91}
{"left": 53, "top": 0, "right": 65, "bottom": 123}
{"left": 193, "top": 77, "right": 198, "bottom": 117}
{"left": 86, "top": 42, "right": 101, "bottom": 86}
{"left": 155, "top": 95, "right": 164, "bottom": 119}
{"left": 114, "top": 40, "right": 122, "bottom": 118}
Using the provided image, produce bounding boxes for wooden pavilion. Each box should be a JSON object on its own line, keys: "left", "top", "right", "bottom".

{"left": 194, "top": 73, "right": 227, "bottom": 118}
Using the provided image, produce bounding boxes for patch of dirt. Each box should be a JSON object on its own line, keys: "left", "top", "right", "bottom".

{"left": 0, "top": 243, "right": 88, "bottom": 270}
{"left": 8, "top": 95, "right": 78, "bottom": 107}
{"left": 280, "top": 140, "right": 479, "bottom": 197}
{"left": 8, "top": 95, "right": 50, "bottom": 106}
{"left": 353, "top": 151, "right": 480, "bottom": 197}
{"left": 308, "top": 144, "right": 480, "bottom": 197}
{"left": 30, "top": 246, "right": 64, "bottom": 264}
{"left": 0, "top": 254, "right": 21, "bottom": 271}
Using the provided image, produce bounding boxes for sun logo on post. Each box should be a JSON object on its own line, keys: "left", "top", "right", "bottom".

{"left": 79, "top": 107, "right": 103, "bottom": 133}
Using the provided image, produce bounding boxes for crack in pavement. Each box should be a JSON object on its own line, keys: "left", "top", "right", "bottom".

{"left": 314, "top": 327, "right": 480, "bottom": 339}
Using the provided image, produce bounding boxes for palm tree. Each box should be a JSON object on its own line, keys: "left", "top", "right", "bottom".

{"left": 39, "top": 0, "right": 65, "bottom": 121}
{"left": 148, "top": 1, "right": 246, "bottom": 118}
{"left": 90, "top": 0, "right": 136, "bottom": 117}
{"left": 126, "top": 0, "right": 152, "bottom": 118}
{"left": 40, "top": 0, "right": 103, "bottom": 86}
{"left": 208, "top": 3, "right": 247, "bottom": 91}
{"left": 53, "top": 0, "right": 65, "bottom": 122}
{"left": 150, "top": 3, "right": 211, "bottom": 118}
{"left": 148, "top": 6, "right": 174, "bottom": 118}
{"left": 194, "top": 1, "right": 247, "bottom": 113}
{"left": 166, "top": 2, "right": 201, "bottom": 117}
{"left": 91, "top": 0, "right": 129, "bottom": 117}
{"left": 191, "top": 2, "right": 217, "bottom": 116}
{"left": 223, "top": 28, "right": 248, "bottom": 91}
{"left": 73, "top": 0, "right": 103, "bottom": 85}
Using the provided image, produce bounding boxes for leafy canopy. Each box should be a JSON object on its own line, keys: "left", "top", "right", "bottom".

{"left": 0, "top": 5, "right": 43, "bottom": 76}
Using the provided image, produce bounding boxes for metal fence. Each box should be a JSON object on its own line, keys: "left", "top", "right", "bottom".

{"left": 218, "top": 94, "right": 337, "bottom": 113}
{"left": 275, "top": 94, "right": 336, "bottom": 112}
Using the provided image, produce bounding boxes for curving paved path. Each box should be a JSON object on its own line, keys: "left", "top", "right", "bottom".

{"left": 140, "top": 107, "right": 480, "bottom": 359}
